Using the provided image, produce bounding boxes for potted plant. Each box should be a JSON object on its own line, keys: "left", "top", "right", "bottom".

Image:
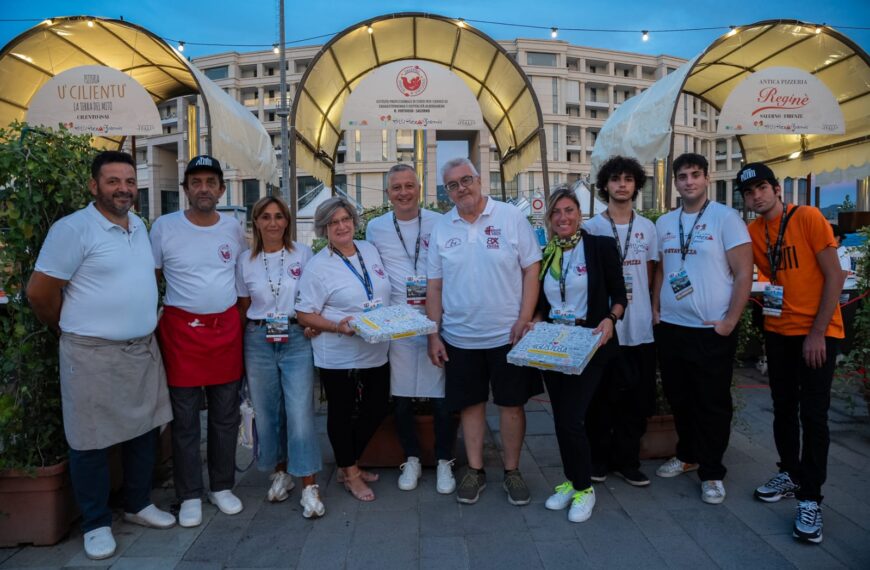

{"left": 835, "top": 226, "right": 870, "bottom": 416}
{"left": 0, "top": 122, "right": 94, "bottom": 546}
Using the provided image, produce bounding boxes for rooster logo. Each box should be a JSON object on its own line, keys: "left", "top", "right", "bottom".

{"left": 396, "top": 65, "right": 428, "bottom": 97}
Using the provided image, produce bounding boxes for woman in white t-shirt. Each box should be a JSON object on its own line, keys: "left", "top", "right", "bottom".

{"left": 296, "top": 197, "right": 392, "bottom": 502}
{"left": 534, "top": 186, "right": 627, "bottom": 524}
{"left": 236, "top": 197, "right": 324, "bottom": 519}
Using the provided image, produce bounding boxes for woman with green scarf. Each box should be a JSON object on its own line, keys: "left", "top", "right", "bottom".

{"left": 535, "top": 185, "right": 627, "bottom": 524}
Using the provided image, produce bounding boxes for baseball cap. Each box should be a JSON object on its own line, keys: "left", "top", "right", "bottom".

{"left": 734, "top": 162, "right": 777, "bottom": 192}
{"left": 184, "top": 155, "right": 223, "bottom": 179}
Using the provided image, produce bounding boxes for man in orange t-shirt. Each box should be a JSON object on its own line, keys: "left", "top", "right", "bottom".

{"left": 738, "top": 162, "right": 845, "bottom": 546}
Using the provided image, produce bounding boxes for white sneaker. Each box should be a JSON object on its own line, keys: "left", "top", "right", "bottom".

{"left": 267, "top": 471, "right": 295, "bottom": 502}
{"left": 545, "top": 481, "right": 575, "bottom": 511}
{"left": 208, "top": 490, "right": 244, "bottom": 515}
{"left": 701, "top": 480, "right": 726, "bottom": 504}
{"left": 567, "top": 487, "right": 596, "bottom": 523}
{"left": 83, "top": 526, "right": 116, "bottom": 560}
{"left": 436, "top": 459, "right": 456, "bottom": 494}
{"left": 300, "top": 484, "right": 326, "bottom": 519}
{"left": 398, "top": 457, "right": 422, "bottom": 491}
{"left": 123, "top": 504, "right": 176, "bottom": 529}
{"left": 178, "top": 498, "right": 202, "bottom": 528}
{"left": 656, "top": 456, "right": 700, "bottom": 478}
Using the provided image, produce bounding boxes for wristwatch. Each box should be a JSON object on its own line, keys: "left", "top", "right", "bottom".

{"left": 607, "top": 312, "right": 618, "bottom": 324}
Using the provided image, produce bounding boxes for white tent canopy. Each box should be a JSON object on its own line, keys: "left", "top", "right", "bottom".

{"left": 591, "top": 20, "right": 870, "bottom": 191}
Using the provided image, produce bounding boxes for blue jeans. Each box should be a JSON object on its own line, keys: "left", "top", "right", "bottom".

{"left": 244, "top": 322, "right": 321, "bottom": 476}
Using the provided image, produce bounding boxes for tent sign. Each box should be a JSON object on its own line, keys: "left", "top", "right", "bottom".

{"left": 27, "top": 65, "right": 161, "bottom": 136}
{"left": 717, "top": 67, "right": 844, "bottom": 135}
{"left": 341, "top": 60, "right": 483, "bottom": 130}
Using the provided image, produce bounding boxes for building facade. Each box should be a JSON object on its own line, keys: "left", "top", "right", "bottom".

{"left": 131, "top": 38, "right": 748, "bottom": 226}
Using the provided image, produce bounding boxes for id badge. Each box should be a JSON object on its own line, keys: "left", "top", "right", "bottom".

{"left": 363, "top": 298, "right": 384, "bottom": 312}
{"left": 265, "top": 312, "right": 289, "bottom": 343}
{"left": 549, "top": 305, "right": 577, "bottom": 326}
{"left": 762, "top": 284, "right": 784, "bottom": 318}
{"left": 405, "top": 275, "right": 427, "bottom": 306}
{"left": 624, "top": 272, "right": 634, "bottom": 303}
{"left": 668, "top": 268, "right": 694, "bottom": 300}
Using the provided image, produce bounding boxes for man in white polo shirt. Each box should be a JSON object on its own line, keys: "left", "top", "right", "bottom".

{"left": 583, "top": 155, "right": 658, "bottom": 487}
{"left": 27, "top": 151, "right": 174, "bottom": 560}
{"left": 426, "top": 157, "right": 542, "bottom": 506}
{"left": 366, "top": 164, "right": 456, "bottom": 494}
{"left": 150, "top": 155, "right": 248, "bottom": 527}
{"left": 652, "top": 153, "right": 753, "bottom": 505}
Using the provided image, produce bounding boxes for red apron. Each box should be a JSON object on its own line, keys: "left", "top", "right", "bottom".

{"left": 157, "top": 305, "right": 243, "bottom": 388}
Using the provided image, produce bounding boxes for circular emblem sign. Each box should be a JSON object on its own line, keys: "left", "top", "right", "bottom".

{"left": 396, "top": 65, "right": 428, "bottom": 97}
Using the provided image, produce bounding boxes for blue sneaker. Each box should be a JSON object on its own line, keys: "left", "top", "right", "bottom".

{"left": 793, "top": 500, "right": 823, "bottom": 544}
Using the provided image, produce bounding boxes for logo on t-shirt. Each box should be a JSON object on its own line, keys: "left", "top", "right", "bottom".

{"left": 421, "top": 233, "right": 431, "bottom": 249}
{"left": 486, "top": 237, "right": 500, "bottom": 249}
{"left": 218, "top": 244, "right": 232, "bottom": 263}
{"left": 288, "top": 262, "right": 302, "bottom": 279}
{"left": 372, "top": 264, "right": 387, "bottom": 279}
{"left": 484, "top": 225, "right": 502, "bottom": 236}
{"left": 444, "top": 237, "right": 462, "bottom": 249}
{"left": 575, "top": 264, "right": 588, "bottom": 276}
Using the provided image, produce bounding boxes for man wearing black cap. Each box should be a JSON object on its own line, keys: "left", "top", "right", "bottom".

{"left": 738, "top": 162, "right": 845, "bottom": 545}
{"left": 150, "top": 155, "right": 248, "bottom": 527}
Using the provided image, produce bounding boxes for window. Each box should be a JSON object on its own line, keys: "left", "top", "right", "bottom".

{"left": 527, "top": 52, "right": 557, "bottom": 67}
{"left": 552, "top": 78, "right": 558, "bottom": 114}
{"left": 797, "top": 178, "right": 808, "bottom": 205}
{"left": 732, "top": 187, "right": 744, "bottom": 212}
{"left": 784, "top": 178, "right": 794, "bottom": 204}
{"left": 490, "top": 172, "right": 501, "bottom": 193}
{"left": 267, "top": 112, "right": 276, "bottom": 122}
{"left": 552, "top": 125, "right": 559, "bottom": 158}
{"left": 589, "top": 87, "right": 597, "bottom": 102}
{"left": 716, "top": 180, "right": 727, "bottom": 204}
{"left": 203, "top": 66, "right": 228, "bottom": 80}
{"left": 527, "top": 172, "right": 534, "bottom": 193}
{"left": 161, "top": 190, "right": 179, "bottom": 215}
{"left": 589, "top": 65, "right": 596, "bottom": 74}
{"left": 354, "top": 130, "right": 361, "bottom": 162}
{"left": 243, "top": 179, "right": 260, "bottom": 221}
{"left": 355, "top": 173, "right": 362, "bottom": 204}
{"left": 382, "top": 173, "right": 389, "bottom": 204}
{"left": 137, "top": 188, "right": 149, "bottom": 220}
{"left": 381, "top": 129, "right": 388, "bottom": 161}
{"left": 589, "top": 109, "right": 597, "bottom": 119}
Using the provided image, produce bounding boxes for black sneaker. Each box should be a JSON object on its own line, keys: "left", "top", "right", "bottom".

{"left": 615, "top": 468, "right": 650, "bottom": 487}
{"left": 754, "top": 472, "right": 799, "bottom": 503}
{"left": 793, "top": 500, "right": 823, "bottom": 544}
{"left": 503, "top": 469, "right": 531, "bottom": 506}
{"left": 590, "top": 464, "right": 608, "bottom": 483}
{"left": 456, "top": 468, "right": 486, "bottom": 504}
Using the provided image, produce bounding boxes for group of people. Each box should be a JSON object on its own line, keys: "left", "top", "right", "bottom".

{"left": 26, "top": 148, "right": 844, "bottom": 560}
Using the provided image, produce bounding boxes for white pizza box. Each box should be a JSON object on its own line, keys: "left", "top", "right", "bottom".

{"left": 507, "top": 322, "right": 601, "bottom": 375}
{"left": 349, "top": 304, "right": 438, "bottom": 344}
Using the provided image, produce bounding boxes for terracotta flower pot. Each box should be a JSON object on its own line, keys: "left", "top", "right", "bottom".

{"left": 0, "top": 461, "right": 78, "bottom": 547}
{"left": 359, "top": 414, "right": 443, "bottom": 468}
{"left": 639, "top": 415, "right": 678, "bottom": 460}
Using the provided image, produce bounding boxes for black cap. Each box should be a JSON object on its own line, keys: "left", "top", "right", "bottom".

{"left": 734, "top": 162, "right": 777, "bottom": 193}
{"left": 184, "top": 155, "right": 223, "bottom": 179}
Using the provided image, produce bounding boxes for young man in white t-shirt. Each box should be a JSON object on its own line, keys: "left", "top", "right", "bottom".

{"left": 151, "top": 155, "right": 248, "bottom": 528}
{"left": 583, "top": 156, "right": 658, "bottom": 488}
{"left": 366, "top": 165, "right": 456, "bottom": 495}
{"left": 652, "top": 153, "right": 753, "bottom": 505}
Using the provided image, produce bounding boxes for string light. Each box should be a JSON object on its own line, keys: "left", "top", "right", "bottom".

{"left": 641, "top": 30, "right": 649, "bottom": 42}
{"left": 727, "top": 26, "right": 737, "bottom": 37}
{"left": 87, "top": 19, "right": 94, "bottom": 27}
{"left": 457, "top": 19, "right": 465, "bottom": 28}
{"left": 815, "top": 25, "right": 823, "bottom": 34}
{"left": 177, "top": 41, "right": 185, "bottom": 52}
{"left": 550, "top": 27, "right": 558, "bottom": 39}
{"left": 367, "top": 25, "right": 373, "bottom": 34}
{"left": 272, "top": 43, "right": 279, "bottom": 54}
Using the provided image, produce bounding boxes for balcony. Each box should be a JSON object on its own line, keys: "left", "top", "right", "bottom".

{"left": 585, "top": 99, "right": 609, "bottom": 109}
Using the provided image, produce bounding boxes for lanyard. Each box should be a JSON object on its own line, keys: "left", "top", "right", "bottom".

{"left": 334, "top": 245, "right": 374, "bottom": 301}
{"left": 764, "top": 204, "right": 799, "bottom": 284}
{"left": 678, "top": 199, "right": 710, "bottom": 263}
{"left": 559, "top": 245, "right": 578, "bottom": 305}
{"left": 392, "top": 212, "right": 422, "bottom": 273}
{"left": 605, "top": 210, "right": 634, "bottom": 265}
{"left": 262, "top": 249, "right": 285, "bottom": 310}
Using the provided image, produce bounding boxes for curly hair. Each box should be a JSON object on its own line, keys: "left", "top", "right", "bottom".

{"left": 595, "top": 155, "right": 646, "bottom": 202}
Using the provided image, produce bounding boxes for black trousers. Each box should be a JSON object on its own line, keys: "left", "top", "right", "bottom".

{"left": 69, "top": 429, "right": 157, "bottom": 533}
{"left": 656, "top": 322, "right": 737, "bottom": 481}
{"left": 588, "top": 342, "right": 657, "bottom": 471}
{"left": 394, "top": 396, "right": 456, "bottom": 461}
{"left": 169, "top": 381, "right": 240, "bottom": 500}
{"left": 320, "top": 363, "right": 390, "bottom": 468}
{"left": 544, "top": 354, "right": 608, "bottom": 491}
{"left": 765, "top": 332, "right": 838, "bottom": 503}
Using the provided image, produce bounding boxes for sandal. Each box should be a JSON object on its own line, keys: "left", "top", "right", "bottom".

{"left": 341, "top": 468, "right": 375, "bottom": 502}
{"left": 336, "top": 469, "right": 379, "bottom": 483}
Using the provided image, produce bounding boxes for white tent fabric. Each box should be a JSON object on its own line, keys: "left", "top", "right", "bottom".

{"left": 187, "top": 65, "right": 278, "bottom": 185}
{"left": 574, "top": 180, "right": 608, "bottom": 217}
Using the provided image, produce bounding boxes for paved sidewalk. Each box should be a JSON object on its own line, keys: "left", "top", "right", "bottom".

{"left": 2, "top": 367, "right": 869, "bottom": 569}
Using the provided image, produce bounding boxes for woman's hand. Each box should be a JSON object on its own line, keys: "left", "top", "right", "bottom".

{"left": 593, "top": 317, "right": 615, "bottom": 347}
{"left": 303, "top": 326, "right": 321, "bottom": 339}
{"left": 336, "top": 316, "right": 355, "bottom": 336}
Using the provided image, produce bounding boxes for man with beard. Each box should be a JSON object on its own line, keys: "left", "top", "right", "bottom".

{"left": 150, "top": 155, "right": 248, "bottom": 527}
{"left": 583, "top": 155, "right": 658, "bottom": 487}
{"left": 28, "top": 151, "right": 175, "bottom": 560}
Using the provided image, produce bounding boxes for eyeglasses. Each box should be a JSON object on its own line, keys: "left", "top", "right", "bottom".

{"left": 327, "top": 215, "right": 354, "bottom": 228}
{"left": 444, "top": 175, "right": 476, "bottom": 193}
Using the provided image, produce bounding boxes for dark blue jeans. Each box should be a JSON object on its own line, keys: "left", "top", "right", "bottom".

{"left": 394, "top": 396, "right": 456, "bottom": 461}
{"left": 69, "top": 428, "right": 157, "bottom": 533}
